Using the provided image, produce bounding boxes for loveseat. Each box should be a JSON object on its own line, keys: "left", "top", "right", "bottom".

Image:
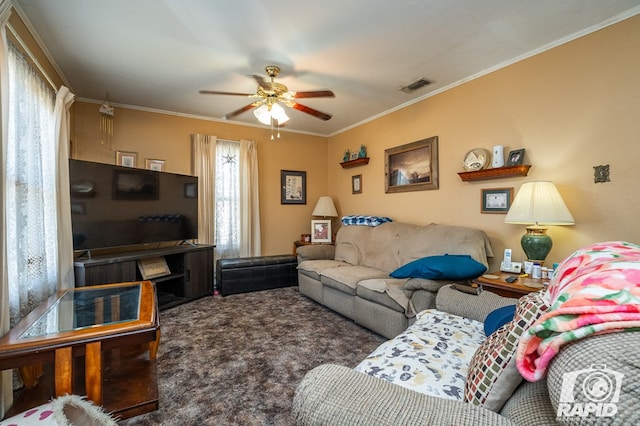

{"left": 293, "top": 241, "right": 640, "bottom": 425}
{"left": 296, "top": 221, "right": 494, "bottom": 338}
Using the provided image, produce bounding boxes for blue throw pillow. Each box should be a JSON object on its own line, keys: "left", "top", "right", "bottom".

{"left": 389, "top": 254, "right": 487, "bottom": 280}
{"left": 484, "top": 304, "right": 517, "bottom": 336}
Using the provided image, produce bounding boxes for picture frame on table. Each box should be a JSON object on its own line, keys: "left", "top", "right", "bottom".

{"left": 116, "top": 150, "right": 138, "bottom": 168}
{"left": 385, "top": 136, "right": 438, "bottom": 193}
{"left": 281, "top": 170, "right": 306, "bottom": 204}
{"left": 352, "top": 174, "right": 362, "bottom": 194}
{"left": 481, "top": 187, "right": 514, "bottom": 214}
{"left": 506, "top": 149, "right": 525, "bottom": 166}
{"left": 311, "top": 219, "right": 332, "bottom": 243}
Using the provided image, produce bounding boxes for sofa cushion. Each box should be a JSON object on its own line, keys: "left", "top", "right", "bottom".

{"left": 390, "top": 254, "right": 487, "bottom": 280}
{"left": 464, "top": 291, "right": 548, "bottom": 412}
{"left": 484, "top": 305, "right": 516, "bottom": 336}
{"left": 356, "top": 278, "right": 409, "bottom": 313}
{"left": 321, "top": 266, "right": 388, "bottom": 295}
{"left": 297, "top": 259, "right": 349, "bottom": 280}
{"left": 355, "top": 309, "right": 486, "bottom": 400}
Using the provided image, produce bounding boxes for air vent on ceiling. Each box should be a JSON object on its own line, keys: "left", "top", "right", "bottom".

{"left": 399, "top": 78, "right": 432, "bottom": 93}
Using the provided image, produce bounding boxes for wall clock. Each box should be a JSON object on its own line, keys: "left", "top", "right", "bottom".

{"left": 463, "top": 148, "right": 490, "bottom": 171}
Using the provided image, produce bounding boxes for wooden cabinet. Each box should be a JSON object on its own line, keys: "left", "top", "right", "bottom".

{"left": 74, "top": 244, "right": 214, "bottom": 310}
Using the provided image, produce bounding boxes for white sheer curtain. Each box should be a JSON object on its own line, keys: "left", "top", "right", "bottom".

{"left": 5, "top": 41, "right": 57, "bottom": 326}
{"left": 215, "top": 139, "right": 240, "bottom": 259}
{"left": 53, "top": 86, "right": 75, "bottom": 290}
{"left": 0, "top": 0, "right": 13, "bottom": 416}
{"left": 191, "top": 134, "right": 216, "bottom": 246}
{"left": 239, "top": 139, "right": 261, "bottom": 257}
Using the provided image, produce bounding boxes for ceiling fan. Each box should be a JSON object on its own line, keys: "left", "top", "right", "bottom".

{"left": 199, "top": 65, "right": 335, "bottom": 124}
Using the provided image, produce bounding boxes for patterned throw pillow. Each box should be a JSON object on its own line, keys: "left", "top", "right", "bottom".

{"left": 464, "top": 291, "right": 548, "bottom": 412}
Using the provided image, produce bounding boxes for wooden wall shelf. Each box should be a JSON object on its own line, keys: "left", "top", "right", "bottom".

{"left": 340, "top": 157, "right": 369, "bottom": 168}
{"left": 457, "top": 164, "right": 531, "bottom": 181}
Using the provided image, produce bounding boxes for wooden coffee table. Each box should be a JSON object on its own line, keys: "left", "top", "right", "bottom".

{"left": 0, "top": 281, "right": 160, "bottom": 419}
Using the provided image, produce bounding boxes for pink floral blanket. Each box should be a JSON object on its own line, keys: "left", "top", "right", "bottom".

{"left": 516, "top": 241, "right": 640, "bottom": 382}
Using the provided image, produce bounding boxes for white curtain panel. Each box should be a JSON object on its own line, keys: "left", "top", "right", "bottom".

{"left": 239, "top": 139, "right": 261, "bottom": 257}
{"left": 54, "top": 86, "right": 75, "bottom": 290}
{"left": 0, "top": 0, "right": 13, "bottom": 417}
{"left": 191, "top": 133, "right": 216, "bottom": 246}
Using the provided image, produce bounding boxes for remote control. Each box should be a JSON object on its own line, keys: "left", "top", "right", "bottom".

{"left": 505, "top": 275, "right": 518, "bottom": 283}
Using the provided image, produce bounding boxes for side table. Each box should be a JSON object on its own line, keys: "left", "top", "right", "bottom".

{"left": 472, "top": 272, "right": 546, "bottom": 298}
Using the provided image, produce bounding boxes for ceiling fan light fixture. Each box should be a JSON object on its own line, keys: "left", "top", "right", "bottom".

{"left": 271, "top": 103, "right": 290, "bottom": 124}
{"left": 253, "top": 104, "right": 272, "bottom": 125}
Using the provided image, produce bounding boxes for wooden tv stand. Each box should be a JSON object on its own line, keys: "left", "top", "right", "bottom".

{"left": 73, "top": 244, "right": 214, "bottom": 310}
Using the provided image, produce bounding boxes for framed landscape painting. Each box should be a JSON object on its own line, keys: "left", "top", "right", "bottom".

{"left": 385, "top": 136, "right": 438, "bottom": 193}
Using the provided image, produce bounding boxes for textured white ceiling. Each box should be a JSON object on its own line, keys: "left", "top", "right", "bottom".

{"left": 13, "top": 0, "right": 640, "bottom": 136}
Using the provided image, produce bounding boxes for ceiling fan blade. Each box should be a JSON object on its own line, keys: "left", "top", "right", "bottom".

{"left": 293, "top": 90, "right": 335, "bottom": 99}
{"left": 290, "top": 103, "right": 332, "bottom": 121}
{"left": 199, "top": 90, "right": 254, "bottom": 96}
{"left": 252, "top": 74, "right": 270, "bottom": 89}
{"left": 224, "top": 103, "right": 258, "bottom": 120}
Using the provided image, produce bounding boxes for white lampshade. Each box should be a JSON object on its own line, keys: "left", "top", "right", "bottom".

{"left": 505, "top": 181, "right": 575, "bottom": 225}
{"left": 312, "top": 196, "right": 338, "bottom": 217}
{"left": 253, "top": 104, "right": 271, "bottom": 125}
{"left": 253, "top": 103, "right": 290, "bottom": 125}
{"left": 270, "top": 103, "right": 290, "bottom": 124}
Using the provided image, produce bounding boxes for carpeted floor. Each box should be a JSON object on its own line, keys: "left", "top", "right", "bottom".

{"left": 120, "top": 287, "right": 385, "bottom": 425}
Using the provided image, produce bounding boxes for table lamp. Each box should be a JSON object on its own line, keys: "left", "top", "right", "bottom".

{"left": 504, "top": 181, "right": 574, "bottom": 264}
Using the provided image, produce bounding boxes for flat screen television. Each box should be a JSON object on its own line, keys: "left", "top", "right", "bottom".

{"left": 69, "top": 159, "right": 198, "bottom": 252}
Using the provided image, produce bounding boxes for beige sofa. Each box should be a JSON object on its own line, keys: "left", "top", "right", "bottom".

{"left": 296, "top": 222, "right": 494, "bottom": 338}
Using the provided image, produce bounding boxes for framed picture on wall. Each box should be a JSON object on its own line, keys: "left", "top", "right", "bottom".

{"left": 145, "top": 158, "right": 165, "bottom": 171}
{"left": 281, "top": 170, "right": 306, "bottom": 204}
{"left": 385, "top": 136, "right": 438, "bottom": 193}
{"left": 481, "top": 187, "right": 514, "bottom": 214}
{"left": 116, "top": 150, "right": 138, "bottom": 168}
{"left": 352, "top": 174, "right": 362, "bottom": 194}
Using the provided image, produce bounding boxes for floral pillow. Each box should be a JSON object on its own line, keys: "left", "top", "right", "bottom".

{"left": 464, "top": 291, "right": 548, "bottom": 411}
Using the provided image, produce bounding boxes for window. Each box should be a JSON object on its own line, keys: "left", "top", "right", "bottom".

{"left": 5, "top": 41, "right": 57, "bottom": 326}
{"left": 214, "top": 140, "right": 240, "bottom": 258}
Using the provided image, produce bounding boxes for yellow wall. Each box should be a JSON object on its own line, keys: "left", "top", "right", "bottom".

{"left": 328, "top": 15, "right": 640, "bottom": 269}
{"left": 72, "top": 103, "right": 328, "bottom": 255}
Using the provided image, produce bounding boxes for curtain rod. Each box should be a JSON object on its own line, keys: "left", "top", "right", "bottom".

{"left": 6, "top": 23, "right": 57, "bottom": 92}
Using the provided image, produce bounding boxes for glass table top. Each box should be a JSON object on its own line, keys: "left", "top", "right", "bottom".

{"left": 20, "top": 284, "right": 141, "bottom": 339}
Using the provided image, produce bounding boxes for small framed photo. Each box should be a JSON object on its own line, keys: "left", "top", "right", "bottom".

{"left": 145, "top": 158, "right": 165, "bottom": 171}
{"left": 352, "top": 174, "right": 362, "bottom": 194}
{"left": 350, "top": 151, "right": 359, "bottom": 161}
{"left": 116, "top": 150, "right": 138, "bottom": 168}
{"left": 506, "top": 149, "right": 525, "bottom": 166}
{"left": 184, "top": 182, "right": 197, "bottom": 198}
{"left": 281, "top": 170, "right": 306, "bottom": 204}
{"left": 311, "top": 219, "right": 332, "bottom": 243}
{"left": 481, "top": 187, "right": 514, "bottom": 214}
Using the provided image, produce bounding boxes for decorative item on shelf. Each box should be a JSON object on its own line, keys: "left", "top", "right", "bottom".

{"left": 358, "top": 144, "right": 367, "bottom": 158}
{"left": 505, "top": 181, "right": 575, "bottom": 264}
{"left": 492, "top": 145, "right": 505, "bottom": 168}
{"left": 350, "top": 151, "right": 359, "bottom": 161}
{"left": 99, "top": 92, "right": 114, "bottom": 149}
{"left": 343, "top": 149, "right": 350, "bottom": 162}
{"left": 463, "top": 148, "right": 490, "bottom": 171}
{"left": 507, "top": 149, "right": 525, "bottom": 166}
{"left": 311, "top": 196, "right": 338, "bottom": 243}
{"left": 145, "top": 158, "right": 165, "bottom": 171}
